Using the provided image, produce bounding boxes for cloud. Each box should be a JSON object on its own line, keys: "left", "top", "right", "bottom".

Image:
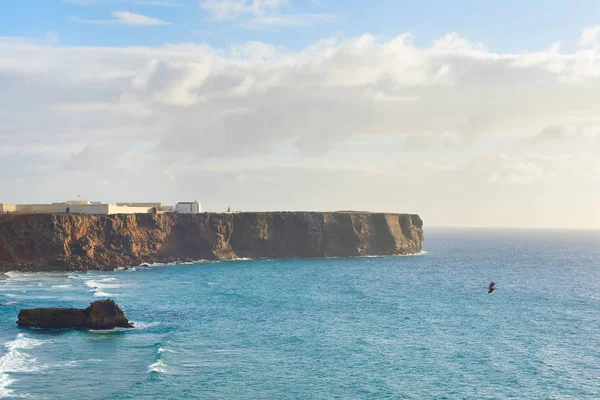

{"left": 71, "top": 11, "right": 170, "bottom": 26}
{"left": 579, "top": 25, "right": 600, "bottom": 49}
{"left": 200, "top": 0, "right": 336, "bottom": 28}
{"left": 2, "top": 28, "right": 600, "bottom": 155}
{"left": 44, "top": 31, "right": 61, "bottom": 45}
{"left": 200, "top": 0, "right": 286, "bottom": 20}
{"left": 1, "top": 27, "right": 600, "bottom": 226}
{"left": 244, "top": 13, "right": 337, "bottom": 28}
{"left": 488, "top": 161, "right": 544, "bottom": 185}
{"left": 533, "top": 124, "right": 577, "bottom": 141}
{"left": 134, "top": 0, "right": 182, "bottom": 5}
{"left": 62, "top": 0, "right": 182, "bottom": 4}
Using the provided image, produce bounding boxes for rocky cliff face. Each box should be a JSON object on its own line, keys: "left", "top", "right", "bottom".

{"left": 0, "top": 212, "right": 423, "bottom": 271}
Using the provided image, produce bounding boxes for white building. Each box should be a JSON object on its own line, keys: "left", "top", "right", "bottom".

{"left": 0, "top": 199, "right": 203, "bottom": 215}
{"left": 0, "top": 201, "right": 157, "bottom": 215}
{"left": 175, "top": 201, "right": 201, "bottom": 214}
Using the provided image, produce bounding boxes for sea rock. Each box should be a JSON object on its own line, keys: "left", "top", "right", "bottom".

{"left": 17, "top": 299, "right": 133, "bottom": 329}
{"left": 0, "top": 212, "right": 424, "bottom": 271}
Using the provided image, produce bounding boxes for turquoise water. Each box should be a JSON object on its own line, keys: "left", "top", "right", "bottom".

{"left": 1, "top": 229, "right": 600, "bottom": 399}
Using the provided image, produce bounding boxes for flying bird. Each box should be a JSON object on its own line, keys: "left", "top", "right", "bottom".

{"left": 488, "top": 281, "right": 496, "bottom": 294}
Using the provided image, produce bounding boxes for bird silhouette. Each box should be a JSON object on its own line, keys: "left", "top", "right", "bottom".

{"left": 488, "top": 281, "right": 496, "bottom": 294}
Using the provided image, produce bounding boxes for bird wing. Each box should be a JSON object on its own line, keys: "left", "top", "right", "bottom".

{"left": 489, "top": 281, "right": 495, "bottom": 288}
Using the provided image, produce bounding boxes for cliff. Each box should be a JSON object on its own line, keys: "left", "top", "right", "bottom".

{"left": 0, "top": 212, "right": 423, "bottom": 271}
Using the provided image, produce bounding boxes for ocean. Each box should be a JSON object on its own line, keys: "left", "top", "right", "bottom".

{"left": 0, "top": 228, "right": 599, "bottom": 399}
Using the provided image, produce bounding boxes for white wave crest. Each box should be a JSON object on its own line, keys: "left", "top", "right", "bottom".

{"left": 0, "top": 334, "right": 45, "bottom": 398}
{"left": 116, "top": 267, "right": 138, "bottom": 272}
{"left": 396, "top": 250, "right": 429, "bottom": 257}
{"left": 92, "top": 291, "right": 115, "bottom": 298}
{"left": 84, "top": 280, "right": 123, "bottom": 289}
{"left": 4, "top": 335, "right": 43, "bottom": 353}
{"left": 50, "top": 285, "right": 72, "bottom": 289}
{"left": 3, "top": 272, "right": 25, "bottom": 279}
{"left": 5, "top": 271, "right": 75, "bottom": 281}
{"left": 130, "top": 321, "right": 160, "bottom": 330}
{"left": 2, "top": 302, "right": 17, "bottom": 306}
{"left": 88, "top": 327, "right": 131, "bottom": 334}
{"left": 157, "top": 347, "right": 174, "bottom": 354}
{"left": 147, "top": 359, "right": 167, "bottom": 374}
{"left": 53, "top": 360, "right": 79, "bottom": 368}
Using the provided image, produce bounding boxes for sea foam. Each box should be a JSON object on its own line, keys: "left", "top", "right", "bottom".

{"left": 84, "top": 279, "right": 123, "bottom": 289}
{"left": 148, "top": 345, "right": 169, "bottom": 374}
{"left": 85, "top": 278, "right": 125, "bottom": 298}
{"left": 147, "top": 359, "right": 167, "bottom": 374}
{"left": 93, "top": 291, "right": 115, "bottom": 298}
{"left": 0, "top": 334, "right": 45, "bottom": 398}
{"left": 130, "top": 321, "right": 160, "bottom": 330}
{"left": 50, "top": 284, "right": 73, "bottom": 289}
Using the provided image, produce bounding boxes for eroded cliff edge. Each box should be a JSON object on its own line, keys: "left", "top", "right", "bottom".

{"left": 0, "top": 212, "right": 424, "bottom": 271}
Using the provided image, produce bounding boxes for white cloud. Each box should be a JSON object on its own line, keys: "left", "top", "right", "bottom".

{"left": 200, "top": 0, "right": 335, "bottom": 28}
{"left": 488, "top": 161, "right": 544, "bottom": 185}
{"left": 534, "top": 124, "right": 578, "bottom": 141}
{"left": 579, "top": 25, "right": 600, "bottom": 49}
{"left": 71, "top": 11, "right": 170, "bottom": 26}
{"left": 134, "top": 0, "right": 182, "bottom": 5}
{"left": 44, "top": 31, "right": 61, "bottom": 45}
{"left": 244, "top": 13, "right": 337, "bottom": 28}
{"left": 201, "top": 0, "right": 286, "bottom": 20}
{"left": 62, "top": 0, "right": 182, "bottom": 4}
{"left": 2, "top": 27, "right": 600, "bottom": 226}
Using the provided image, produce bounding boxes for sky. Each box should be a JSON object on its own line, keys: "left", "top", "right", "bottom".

{"left": 1, "top": 0, "right": 600, "bottom": 229}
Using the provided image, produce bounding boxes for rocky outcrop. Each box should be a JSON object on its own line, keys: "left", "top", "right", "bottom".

{"left": 0, "top": 212, "right": 424, "bottom": 271}
{"left": 17, "top": 299, "right": 133, "bottom": 329}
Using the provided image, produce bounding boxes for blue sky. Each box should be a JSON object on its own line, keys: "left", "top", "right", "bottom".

{"left": 1, "top": 1, "right": 600, "bottom": 227}
{"left": 1, "top": 0, "right": 599, "bottom": 51}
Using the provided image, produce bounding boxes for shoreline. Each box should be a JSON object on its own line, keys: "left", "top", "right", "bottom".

{"left": 2, "top": 250, "right": 430, "bottom": 275}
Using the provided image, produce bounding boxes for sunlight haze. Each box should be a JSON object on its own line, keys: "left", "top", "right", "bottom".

{"left": 1, "top": 0, "right": 599, "bottom": 228}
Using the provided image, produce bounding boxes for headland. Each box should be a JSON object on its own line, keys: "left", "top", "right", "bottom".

{"left": 0, "top": 212, "right": 423, "bottom": 272}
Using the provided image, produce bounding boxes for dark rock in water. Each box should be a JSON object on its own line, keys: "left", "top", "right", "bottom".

{"left": 17, "top": 299, "right": 133, "bottom": 330}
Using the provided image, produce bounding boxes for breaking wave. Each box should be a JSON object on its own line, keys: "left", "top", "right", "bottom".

{"left": 84, "top": 279, "right": 122, "bottom": 290}
{"left": 85, "top": 278, "right": 125, "bottom": 298}
{"left": 130, "top": 321, "right": 160, "bottom": 330}
{"left": 50, "top": 284, "right": 72, "bottom": 289}
{"left": 148, "top": 344, "right": 171, "bottom": 375}
{"left": 0, "top": 334, "right": 45, "bottom": 398}
{"left": 147, "top": 359, "right": 167, "bottom": 374}
{"left": 92, "top": 291, "right": 115, "bottom": 298}
{"left": 397, "top": 250, "right": 429, "bottom": 256}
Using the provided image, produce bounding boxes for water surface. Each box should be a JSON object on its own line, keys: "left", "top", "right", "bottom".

{"left": 1, "top": 229, "right": 599, "bottom": 399}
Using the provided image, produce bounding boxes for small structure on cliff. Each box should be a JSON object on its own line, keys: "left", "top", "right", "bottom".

{"left": 17, "top": 299, "right": 133, "bottom": 330}
{"left": 175, "top": 201, "right": 201, "bottom": 213}
{"left": 0, "top": 200, "right": 200, "bottom": 215}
